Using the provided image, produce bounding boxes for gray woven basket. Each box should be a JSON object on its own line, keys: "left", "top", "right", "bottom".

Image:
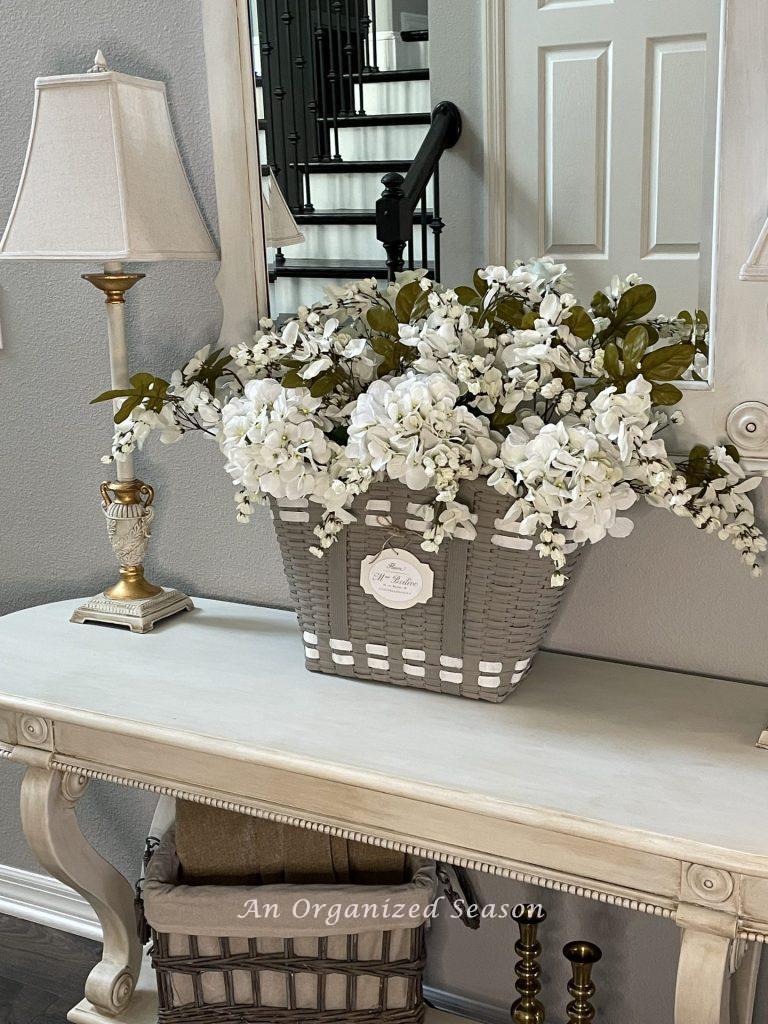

{"left": 144, "top": 832, "right": 435, "bottom": 1024}
{"left": 271, "top": 479, "right": 580, "bottom": 703}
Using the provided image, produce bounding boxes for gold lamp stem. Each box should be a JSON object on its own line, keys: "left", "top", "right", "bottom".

{"left": 83, "top": 260, "right": 144, "bottom": 483}
{"left": 563, "top": 941, "right": 602, "bottom": 1023}
{"left": 511, "top": 905, "right": 547, "bottom": 1024}
{"left": 82, "top": 265, "right": 161, "bottom": 602}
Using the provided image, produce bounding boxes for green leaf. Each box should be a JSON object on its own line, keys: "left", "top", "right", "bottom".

{"left": 90, "top": 388, "right": 136, "bottom": 405}
{"left": 521, "top": 311, "right": 539, "bottom": 330}
{"left": 472, "top": 270, "right": 489, "bottom": 295}
{"left": 591, "top": 291, "right": 612, "bottom": 319}
{"left": 603, "top": 342, "right": 621, "bottom": 379}
{"left": 493, "top": 297, "right": 524, "bottom": 329}
{"left": 650, "top": 382, "right": 683, "bottom": 405}
{"left": 455, "top": 286, "right": 481, "bottom": 308}
{"left": 281, "top": 369, "right": 305, "bottom": 389}
{"left": 113, "top": 395, "right": 141, "bottom": 424}
{"left": 129, "top": 372, "right": 156, "bottom": 390}
{"left": 367, "top": 306, "right": 398, "bottom": 336}
{"left": 566, "top": 306, "right": 595, "bottom": 341}
{"left": 689, "top": 444, "right": 710, "bottom": 462}
{"left": 622, "top": 325, "right": 649, "bottom": 370}
{"left": 411, "top": 291, "right": 431, "bottom": 320}
{"left": 640, "top": 343, "right": 695, "bottom": 381}
{"left": 490, "top": 409, "right": 517, "bottom": 430}
{"left": 395, "top": 281, "right": 421, "bottom": 322}
{"left": 725, "top": 444, "right": 740, "bottom": 463}
{"left": 309, "top": 371, "right": 342, "bottom": 398}
{"left": 371, "top": 336, "right": 397, "bottom": 357}
{"left": 616, "top": 283, "right": 656, "bottom": 324}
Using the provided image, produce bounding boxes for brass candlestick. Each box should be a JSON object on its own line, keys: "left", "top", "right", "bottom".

{"left": 512, "top": 905, "right": 547, "bottom": 1024}
{"left": 563, "top": 941, "right": 602, "bottom": 1023}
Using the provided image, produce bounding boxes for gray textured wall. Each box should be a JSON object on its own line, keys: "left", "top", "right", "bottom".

{"left": 0, "top": 1, "right": 765, "bottom": 1020}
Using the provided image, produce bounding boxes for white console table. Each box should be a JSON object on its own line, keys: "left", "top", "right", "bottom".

{"left": 0, "top": 598, "right": 766, "bottom": 1024}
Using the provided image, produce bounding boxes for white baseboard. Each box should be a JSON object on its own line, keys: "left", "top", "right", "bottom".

{"left": 0, "top": 861, "right": 101, "bottom": 942}
{"left": 0, "top": 861, "right": 502, "bottom": 1024}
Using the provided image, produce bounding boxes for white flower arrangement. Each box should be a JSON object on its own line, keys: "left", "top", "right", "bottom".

{"left": 93, "top": 260, "right": 766, "bottom": 586}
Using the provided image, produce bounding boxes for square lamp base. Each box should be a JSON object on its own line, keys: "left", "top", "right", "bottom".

{"left": 70, "top": 589, "right": 194, "bottom": 633}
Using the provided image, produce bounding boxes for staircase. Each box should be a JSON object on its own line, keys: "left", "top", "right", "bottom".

{"left": 251, "top": 1, "right": 447, "bottom": 313}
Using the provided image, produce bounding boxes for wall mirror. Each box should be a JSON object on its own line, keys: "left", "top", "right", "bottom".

{"left": 248, "top": 0, "right": 433, "bottom": 313}
{"left": 202, "top": 0, "right": 768, "bottom": 471}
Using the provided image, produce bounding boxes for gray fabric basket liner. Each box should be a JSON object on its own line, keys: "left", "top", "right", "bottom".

{"left": 144, "top": 831, "right": 437, "bottom": 939}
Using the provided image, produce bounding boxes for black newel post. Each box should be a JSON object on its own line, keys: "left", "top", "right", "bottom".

{"left": 376, "top": 172, "right": 409, "bottom": 280}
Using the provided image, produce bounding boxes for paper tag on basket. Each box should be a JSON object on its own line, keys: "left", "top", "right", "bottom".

{"left": 359, "top": 547, "right": 434, "bottom": 610}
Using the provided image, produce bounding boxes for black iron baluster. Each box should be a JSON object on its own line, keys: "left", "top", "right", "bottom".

{"left": 331, "top": 2, "right": 347, "bottom": 116}
{"left": 354, "top": 0, "right": 366, "bottom": 114}
{"left": 361, "top": 0, "right": 372, "bottom": 72}
{"left": 370, "top": 0, "right": 379, "bottom": 72}
{"left": 313, "top": 0, "right": 329, "bottom": 161}
{"left": 270, "top": 0, "right": 292, "bottom": 205}
{"left": 324, "top": 0, "right": 342, "bottom": 158}
{"left": 256, "top": 0, "right": 279, "bottom": 176}
{"left": 275, "top": 247, "right": 286, "bottom": 266}
{"left": 420, "top": 190, "right": 428, "bottom": 270}
{"left": 305, "top": 2, "right": 322, "bottom": 165}
{"left": 429, "top": 165, "right": 444, "bottom": 281}
{"left": 343, "top": 1, "right": 355, "bottom": 118}
{"left": 280, "top": 2, "right": 304, "bottom": 211}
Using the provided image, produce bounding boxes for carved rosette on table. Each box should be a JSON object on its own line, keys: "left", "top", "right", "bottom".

{"left": 71, "top": 479, "right": 194, "bottom": 633}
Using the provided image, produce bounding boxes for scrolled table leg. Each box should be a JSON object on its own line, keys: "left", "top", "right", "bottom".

{"left": 19, "top": 766, "right": 142, "bottom": 1018}
{"left": 674, "top": 927, "right": 731, "bottom": 1024}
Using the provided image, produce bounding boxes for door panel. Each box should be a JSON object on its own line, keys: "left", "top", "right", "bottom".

{"left": 506, "top": 0, "right": 721, "bottom": 324}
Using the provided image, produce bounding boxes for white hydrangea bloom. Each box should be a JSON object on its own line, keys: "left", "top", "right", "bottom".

{"left": 220, "top": 379, "right": 340, "bottom": 505}
{"left": 346, "top": 373, "right": 495, "bottom": 496}
{"left": 488, "top": 415, "right": 637, "bottom": 580}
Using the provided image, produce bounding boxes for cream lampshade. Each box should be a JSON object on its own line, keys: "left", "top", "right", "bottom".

{"left": 0, "top": 52, "right": 218, "bottom": 632}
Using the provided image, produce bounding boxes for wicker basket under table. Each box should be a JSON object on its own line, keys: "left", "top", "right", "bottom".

{"left": 143, "top": 832, "right": 436, "bottom": 1024}
{"left": 271, "top": 479, "right": 580, "bottom": 703}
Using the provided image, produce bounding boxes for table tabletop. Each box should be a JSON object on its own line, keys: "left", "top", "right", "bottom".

{"left": 1, "top": 598, "right": 766, "bottom": 872}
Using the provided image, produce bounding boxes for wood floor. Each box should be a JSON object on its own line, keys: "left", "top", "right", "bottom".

{"left": 0, "top": 913, "right": 99, "bottom": 1023}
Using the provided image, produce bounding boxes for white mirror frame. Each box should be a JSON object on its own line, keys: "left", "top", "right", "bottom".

{"left": 202, "top": 0, "right": 269, "bottom": 348}
{"left": 483, "top": 0, "right": 768, "bottom": 473}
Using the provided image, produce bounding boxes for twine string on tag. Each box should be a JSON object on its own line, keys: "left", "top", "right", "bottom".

{"left": 372, "top": 522, "right": 417, "bottom": 563}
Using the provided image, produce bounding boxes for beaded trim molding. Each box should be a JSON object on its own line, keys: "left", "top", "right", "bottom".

{"left": 29, "top": 754, "right": 764, "bottom": 943}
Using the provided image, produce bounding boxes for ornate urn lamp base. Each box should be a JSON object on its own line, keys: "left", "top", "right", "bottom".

{"left": 70, "top": 478, "right": 194, "bottom": 634}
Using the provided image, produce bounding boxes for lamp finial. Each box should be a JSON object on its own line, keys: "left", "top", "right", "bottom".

{"left": 88, "top": 50, "right": 109, "bottom": 74}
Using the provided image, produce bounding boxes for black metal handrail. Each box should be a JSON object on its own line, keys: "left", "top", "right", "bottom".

{"left": 375, "top": 101, "right": 462, "bottom": 281}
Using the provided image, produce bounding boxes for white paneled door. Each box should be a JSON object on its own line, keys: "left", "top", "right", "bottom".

{"left": 505, "top": 0, "right": 722, "bottom": 321}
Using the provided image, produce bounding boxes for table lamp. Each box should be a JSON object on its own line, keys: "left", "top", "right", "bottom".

{"left": 0, "top": 52, "right": 218, "bottom": 632}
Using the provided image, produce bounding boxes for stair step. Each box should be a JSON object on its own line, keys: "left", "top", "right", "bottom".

{"left": 271, "top": 258, "right": 390, "bottom": 279}
{"left": 329, "top": 112, "right": 431, "bottom": 128}
{"left": 294, "top": 209, "right": 433, "bottom": 225}
{"left": 343, "top": 68, "right": 429, "bottom": 83}
{"left": 401, "top": 29, "right": 429, "bottom": 43}
{"left": 300, "top": 160, "right": 411, "bottom": 175}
